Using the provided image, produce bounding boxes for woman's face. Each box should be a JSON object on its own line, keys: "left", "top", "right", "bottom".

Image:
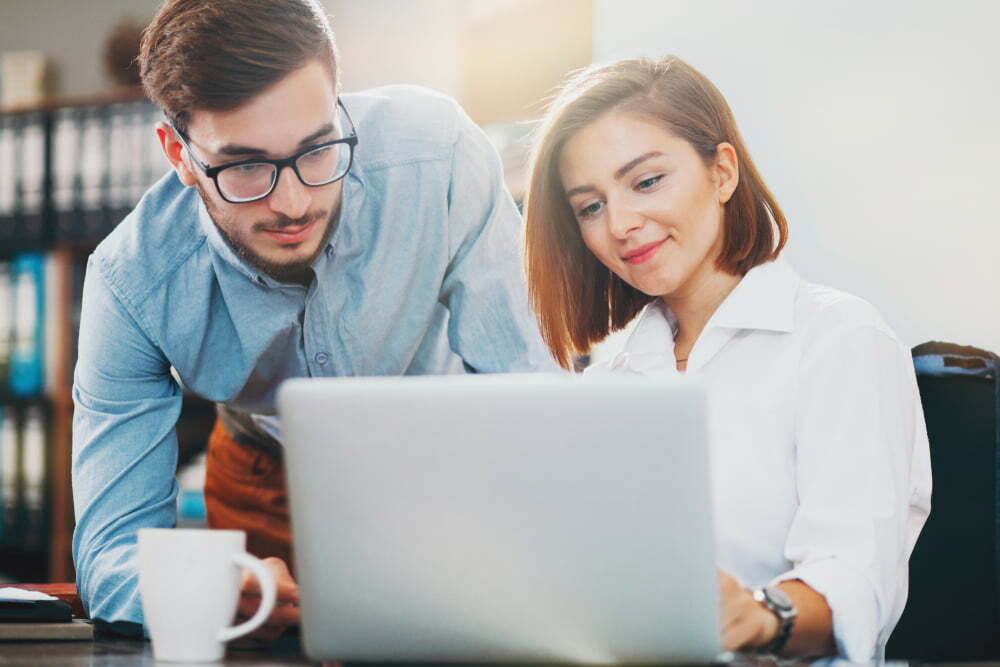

{"left": 559, "top": 110, "right": 738, "bottom": 300}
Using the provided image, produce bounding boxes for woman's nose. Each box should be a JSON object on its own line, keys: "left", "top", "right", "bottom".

{"left": 606, "top": 202, "right": 644, "bottom": 239}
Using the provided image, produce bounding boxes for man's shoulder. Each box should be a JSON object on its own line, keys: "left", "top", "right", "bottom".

{"left": 343, "top": 85, "right": 468, "bottom": 170}
{"left": 91, "top": 172, "right": 208, "bottom": 303}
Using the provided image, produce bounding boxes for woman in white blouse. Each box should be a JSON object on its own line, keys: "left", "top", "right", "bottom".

{"left": 523, "top": 55, "right": 931, "bottom": 662}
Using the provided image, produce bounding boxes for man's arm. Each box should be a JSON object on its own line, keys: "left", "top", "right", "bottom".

{"left": 440, "top": 108, "right": 561, "bottom": 374}
{"left": 72, "top": 255, "right": 182, "bottom": 626}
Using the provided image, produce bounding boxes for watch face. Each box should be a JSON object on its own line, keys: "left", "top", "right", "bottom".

{"left": 765, "top": 586, "right": 794, "bottom": 612}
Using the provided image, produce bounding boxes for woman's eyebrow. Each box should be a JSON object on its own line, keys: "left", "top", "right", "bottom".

{"left": 565, "top": 184, "right": 596, "bottom": 198}
{"left": 614, "top": 151, "right": 663, "bottom": 180}
{"left": 564, "top": 150, "right": 665, "bottom": 198}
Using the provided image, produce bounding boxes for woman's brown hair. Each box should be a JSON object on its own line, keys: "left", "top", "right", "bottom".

{"left": 524, "top": 55, "right": 788, "bottom": 369}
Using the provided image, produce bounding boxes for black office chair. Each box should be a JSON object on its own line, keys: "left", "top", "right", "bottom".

{"left": 886, "top": 342, "right": 1000, "bottom": 660}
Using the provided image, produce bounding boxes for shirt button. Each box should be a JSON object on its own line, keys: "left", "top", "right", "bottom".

{"left": 314, "top": 352, "right": 329, "bottom": 365}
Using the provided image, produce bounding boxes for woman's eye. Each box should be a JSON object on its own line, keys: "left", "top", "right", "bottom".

{"left": 577, "top": 201, "right": 604, "bottom": 219}
{"left": 636, "top": 175, "right": 663, "bottom": 190}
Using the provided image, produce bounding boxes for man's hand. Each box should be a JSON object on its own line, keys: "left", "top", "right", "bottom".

{"left": 237, "top": 556, "right": 300, "bottom": 641}
{"left": 718, "top": 570, "right": 778, "bottom": 653}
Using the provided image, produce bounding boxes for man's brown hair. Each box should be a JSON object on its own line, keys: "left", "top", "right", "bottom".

{"left": 524, "top": 55, "right": 788, "bottom": 369}
{"left": 139, "top": 0, "right": 339, "bottom": 134}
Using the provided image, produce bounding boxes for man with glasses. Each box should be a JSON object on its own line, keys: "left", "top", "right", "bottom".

{"left": 71, "top": 0, "right": 557, "bottom": 640}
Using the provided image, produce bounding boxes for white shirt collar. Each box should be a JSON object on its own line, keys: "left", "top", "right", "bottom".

{"left": 707, "top": 256, "right": 799, "bottom": 334}
{"left": 608, "top": 257, "right": 801, "bottom": 373}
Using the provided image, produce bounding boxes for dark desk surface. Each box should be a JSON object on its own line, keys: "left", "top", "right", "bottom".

{"left": 0, "top": 636, "right": 931, "bottom": 667}
{"left": 0, "top": 633, "right": 315, "bottom": 666}
{"left": 0, "top": 587, "right": 976, "bottom": 666}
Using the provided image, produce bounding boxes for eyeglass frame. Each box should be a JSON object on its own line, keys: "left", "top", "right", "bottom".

{"left": 168, "top": 98, "right": 358, "bottom": 204}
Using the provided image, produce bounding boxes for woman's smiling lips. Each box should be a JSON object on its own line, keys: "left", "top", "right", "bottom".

{"left": 622, "top": 237, "right": 668, "bottom": 265}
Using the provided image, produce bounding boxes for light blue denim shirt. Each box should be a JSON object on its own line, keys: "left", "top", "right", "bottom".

{"left": 71, "top": 85, "right": 560, "bottom": 625}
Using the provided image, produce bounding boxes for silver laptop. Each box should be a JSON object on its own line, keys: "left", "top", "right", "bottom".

{"left": 278, "top": 373, "right": 720, "bottom": 664}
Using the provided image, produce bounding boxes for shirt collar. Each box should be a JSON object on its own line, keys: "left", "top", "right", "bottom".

{"left": 611, "top": 257, "right": 800, "bottom": 371}
{"left": 704, "top": 256, "right": 799, "bottom": 334}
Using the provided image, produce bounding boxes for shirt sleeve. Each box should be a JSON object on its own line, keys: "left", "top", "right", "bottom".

{"left": 773, "top": 322, "right": 931, "bottom": 662}
{"left": 439, "top": 108, "right": 560, "bottom": 373}
{"left": 71, "top": 255, "right": 182, "bottom": 626}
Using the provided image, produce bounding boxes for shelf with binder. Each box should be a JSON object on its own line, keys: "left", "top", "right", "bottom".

{"left": 0, "top": 112, "right": 49, "bottom": 252}
{"left": 0, "top": 400, "right": 53, "bottom": 581}
{"left": 0, "top": 91, "right": 213, "bottom": 584}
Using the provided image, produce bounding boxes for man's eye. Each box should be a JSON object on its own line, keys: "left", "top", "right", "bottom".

{"left": 301, "top": 146, "right": 332, "bottom": 162}
{"left": 636, "top": 175, "right": 663, "bottom": 190}
{"left": 233, "top": 163, "right": 268, "bottom": 174}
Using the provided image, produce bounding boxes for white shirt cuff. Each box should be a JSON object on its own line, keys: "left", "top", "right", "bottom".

{"left": 771, "top": 557, "right": 882, "bottom": 663}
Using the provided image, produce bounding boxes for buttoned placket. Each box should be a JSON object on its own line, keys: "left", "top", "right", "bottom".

{"left": 301, "top": 253, "right": 336, "bottom": 377}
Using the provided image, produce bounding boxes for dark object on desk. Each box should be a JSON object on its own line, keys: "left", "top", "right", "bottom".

{"left": 0, "top": 595, "right": 92, "bottom": 641}
{"left": 0, "top": 599, "right": 72, "bottom": 623}
{"left": 10, "top": 583, "right": 86, "bottom": 619}
{"left": 887, "top": 342, "right": 1000, "bottom": 660}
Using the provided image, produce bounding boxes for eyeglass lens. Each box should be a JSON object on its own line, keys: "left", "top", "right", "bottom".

{"left": 216, "top": 142, "right": 353, "bottom": 202}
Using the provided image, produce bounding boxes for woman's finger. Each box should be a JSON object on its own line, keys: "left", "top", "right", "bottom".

{"left": 237, "top": 596, "right": 300, "bottom": 622}
{"left": 240, "top": 557, "right": 300, "bottom": 604}
{"left": 721, "top": 615, "right": 759, "bottom": 652}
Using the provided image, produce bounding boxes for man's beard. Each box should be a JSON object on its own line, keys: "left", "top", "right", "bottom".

{"left": 197, "top": 181, "right": 338, "bottom": 284}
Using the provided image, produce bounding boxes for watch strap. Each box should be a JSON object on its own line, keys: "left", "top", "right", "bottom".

{"left": 753, "top": 586, "right": 797, "bottom": 654}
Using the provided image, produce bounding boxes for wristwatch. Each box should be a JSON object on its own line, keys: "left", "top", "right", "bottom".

{"left": 752, "top": 585, "right": 797, "bottom": 654}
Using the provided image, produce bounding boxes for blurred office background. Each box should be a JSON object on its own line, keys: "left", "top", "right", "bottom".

{"left": 0, "top": 0, "right": 996, "bottom": 584}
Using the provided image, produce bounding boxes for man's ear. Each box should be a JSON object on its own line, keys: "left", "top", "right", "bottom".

{"left": 156, "top": 121, "right": 197, "bottom": 187}
{"left": 714, "top": 142, "right": 739, "bottom": 204}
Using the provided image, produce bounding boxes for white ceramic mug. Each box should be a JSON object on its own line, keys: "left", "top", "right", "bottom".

{"left": 137, "top": 528, "right": 277, "bottom": 663}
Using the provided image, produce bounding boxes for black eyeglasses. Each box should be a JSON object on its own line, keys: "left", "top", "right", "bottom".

{"left": 170, "top": 99, "right": 358, "bottom": 204}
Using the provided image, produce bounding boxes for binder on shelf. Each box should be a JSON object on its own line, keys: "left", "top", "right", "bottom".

{"left": 9, "top": 252, "right": 45, "bottom": 398}
{"left": 21, "top": 405, "right": 46, "bottom": 554}
{"left": 79, "top": 108, "right": 106, "bottom": 240}
{"left": 0, "top": 117, "right": 15, "bottom": 244}
{"left": 0, "top": 261, "right": 12, "bottom": 389}
{"left": 0, "top": 406, "right": 18, "bottom": 546}
{"left": 52, "top": 107, "right": 82, "bottom": 240}
{"left": 0, "top": 405, "right": 49, "bottom": 556}
{"left": 19, "top": 113, "right": 46, "bottom": 245}
{"left": 4, "top": 113, "right": 48, "bottom": 248}
{"left": 10, "top": 117, "right": 25, "bottom": 245}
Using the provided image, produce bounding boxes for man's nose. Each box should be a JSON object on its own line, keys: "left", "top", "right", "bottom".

{"left": 267, "top": 166, "right": 311, "bottom": 220}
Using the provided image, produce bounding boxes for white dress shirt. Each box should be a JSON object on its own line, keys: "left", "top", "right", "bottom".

{"left": 587, "top": 257, "right": 932, "bottom": 662}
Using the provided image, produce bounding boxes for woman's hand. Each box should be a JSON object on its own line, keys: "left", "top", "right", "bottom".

{"left": 717, "top": 571, "right": 836, "bottom": 657}
{"left": 718, "top": 570, "right": 778, "bottom": 652}
{"left": 238, "top": 556, "right": 301, "bottom": 641}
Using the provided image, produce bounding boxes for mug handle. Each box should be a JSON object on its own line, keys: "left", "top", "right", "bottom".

{"left": 217, "top": 552, "right": 278, "bottom": 643}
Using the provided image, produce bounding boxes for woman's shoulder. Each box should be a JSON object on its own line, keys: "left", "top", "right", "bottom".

{"left": 793, "top": 276, "right": 902, "bottom": 348}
